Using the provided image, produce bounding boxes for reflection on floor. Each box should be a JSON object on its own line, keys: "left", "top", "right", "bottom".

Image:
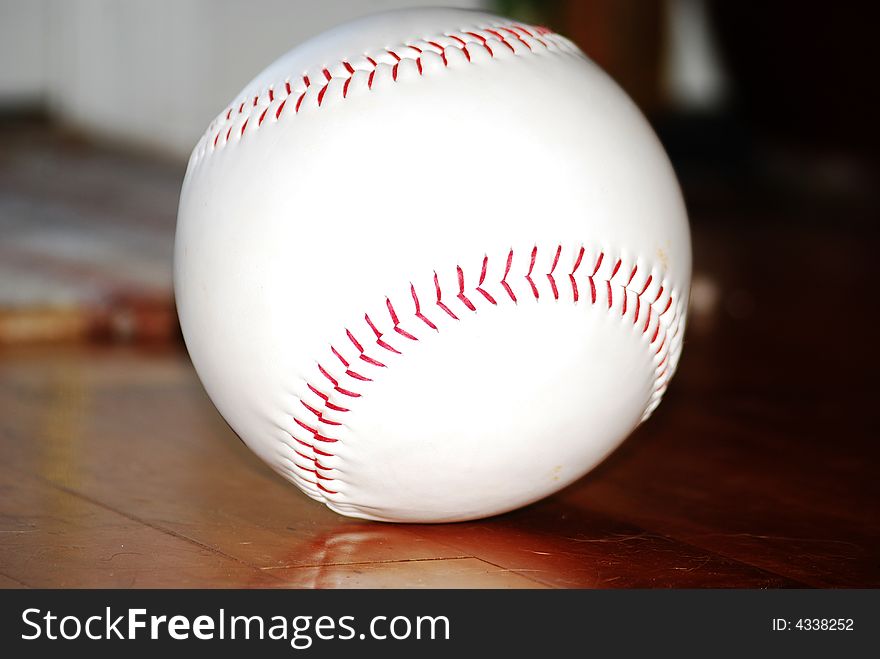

{"left": 0, "top": 119, "right": 877, "bottom": 588}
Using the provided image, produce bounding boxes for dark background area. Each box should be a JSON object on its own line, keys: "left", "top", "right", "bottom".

{"left": 0, "top": 1, "right": 877, "bottom": 587}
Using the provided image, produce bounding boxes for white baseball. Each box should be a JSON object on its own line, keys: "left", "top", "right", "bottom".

{"left": 174, "top": 8, "right": 691, "bottom": 522}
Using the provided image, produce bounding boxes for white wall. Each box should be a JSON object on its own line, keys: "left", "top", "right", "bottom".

{"left": 662, "top": 0, "right": 727, "bottom": 111}
{"left": 0, "top": 0, "right": 49, "bottom": 105}
{"left": 1, "top": 0, "right": 487, "bottom": 159}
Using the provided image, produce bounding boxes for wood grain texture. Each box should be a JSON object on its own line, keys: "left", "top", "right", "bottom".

{"left": 0, "top": 120, "right": 877, "bottom": 588}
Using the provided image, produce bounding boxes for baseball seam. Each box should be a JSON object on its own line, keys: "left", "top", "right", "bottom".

{"left": 187, "top": 21, "right": 579, "bottom": 170}
{"left": 185, "top": 20, "right": 685, "bottom": 507}
{"left": 284, "top": 245, "right": 685, "bottom": 501}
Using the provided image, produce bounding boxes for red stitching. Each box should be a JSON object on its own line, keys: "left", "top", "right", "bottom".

{"left": 412, "top": 283, "right": 438, "bottom": 330}
{"left": 500, "top": 26, "right": 531, "bottom": 51}
{"left": 569, "top": 247, "right": 584, "bottom": 303}
{"left": 345, "top": 369, "right": 371, "bottom": 382}
{"left": 395, "top": 325, "right": 418, "bottom": 341}
{"left": 334, "top": 386, "right": 361, "bottom": 398}
{"left": 365, "top": 313, "right": 401, "bottom": 354}
{"left": 291, "top": 246, "right": 680, "bottom": 499}
{"left": 427, "top": 40, "right": 448, "bottom": 66}
{"left": 385, "top": 297, "right": 400, "bottom": 324}
{"left": 317, "top": 363, "right": 362, "bottom": 398}
{"left": 435, "top": 272, "right": 459, "bottom": 320}
{"left": 301, "top": 400, "right": 323, "bottom": 417}
{"left": 317, "top": 364, "right": 338, "bottom": 386}
{"left": 307, "top": 383, "right": 328, "bottom": 400}
{"left": 485, "top": 28, "right": 516, "bottom": 53}
{"left": 387, "top": 298, "right": 418, "bottom": 340}
{"left": 346, "top": 327, "right": 386, "bottom": 367}
{"left": 300, "top": 400, "right": 342, "bottom": 426}
{"left": 345, "top": 328, "right": 363, "bottom": 353}
{"left": 588, "top": 252, "right": 605, "bottom": 304}
{"left": 547, "top": 245, "right": 561, "bottom": 300}
{"left": 360, "top": 353, "right": 386, "bottom": 368}
{"left": 526, "top": 25, "right": 549, "bottom": 47}
{"left": 446, "top": 34, "right": 471, "bottom": 61}
{"left": 463, "top": 31, "right": 493, "bottom": 56}
{"left": 526, "top": 246, "right": 539, "bottom": 300}
{"left": 292, "top": 434, "right": 333, "bottom": 456}
{"left": 627, "top": 265, "right": 638, "bottom": 286}
{"left": 204, "top": 22, "right": 565, "bottom": 155}
{"left": 330, "top": 346, "right": 348, "bottom": 367}
{"left": 293, "top": 418, "right": 337, "bottom": 443}
{"left": 610, "top": 259, "right": 622, "bottom": 280}
{"left": 456, "top": 266, "right": 476, "bottom": 311}
{"left": 214, "top": 29, "right": 674, "bottom": 498}
{"left": 476, "top": 255, "right": 497, "bottom": 305}
{"left": 501, "top": 249, "right": 517, "bottom": 302}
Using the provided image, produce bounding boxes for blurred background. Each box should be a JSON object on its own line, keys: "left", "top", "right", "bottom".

{"left": 0, "top": 0, "right": 875, "bottom": 343}
{"left": 1, "top": 1, "right": 877, "bottom": 588}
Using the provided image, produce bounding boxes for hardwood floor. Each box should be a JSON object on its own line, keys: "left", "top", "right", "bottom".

{"left": 0, "top": 120, "right": 877, "bottom": 587}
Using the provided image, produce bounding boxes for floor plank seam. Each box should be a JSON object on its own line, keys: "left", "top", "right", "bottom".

{"left": 259, "top": 555, "right": 474, "bottom": 571}
{"left": 572, "top": 513, "right": 817, "bottom": 587}
{"left": 44, "top": 478, "right": 284, "bottom": 581}
{"left": 0, "top": 570, "right": 31, "bottom": 588}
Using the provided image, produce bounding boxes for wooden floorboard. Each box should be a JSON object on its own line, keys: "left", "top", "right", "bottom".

{"left": 0, "top": 120, "right": 876, "bottom": 588}
{"left": 2, "top": 339, "right": 872, "bottom": 587}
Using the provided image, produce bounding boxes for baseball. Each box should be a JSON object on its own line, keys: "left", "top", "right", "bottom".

{"left": 174, "top": 8, "right": 691, "bottom": 522}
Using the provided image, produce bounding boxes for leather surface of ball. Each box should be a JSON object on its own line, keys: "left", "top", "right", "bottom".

{"left": 174, "top": 8, "right": 691, "bottom": 522}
